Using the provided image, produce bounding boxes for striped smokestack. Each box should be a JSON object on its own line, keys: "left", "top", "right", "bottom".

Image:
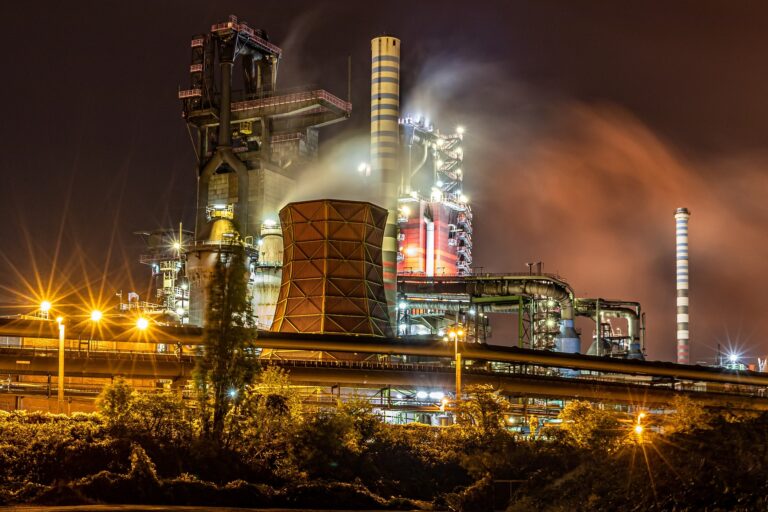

{"left": 675, "top": 207, "right": 690, "bottom": 364}
{"left": 371, "top": 36, "right": 400, "bottom": 331}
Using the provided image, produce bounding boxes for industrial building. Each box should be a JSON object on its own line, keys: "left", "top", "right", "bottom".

{"left": 4, "top": 17, "right": 756, "bottom": 426}
{"left": 131, "top": 17, "right": 657, "bottom": 362}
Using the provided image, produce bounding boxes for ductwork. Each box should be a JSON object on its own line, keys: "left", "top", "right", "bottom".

{"left": 195, "top": 41, "right": 249, "bottom": 240}
{"left": 398, "top": 275, "right": 580, "bottom": 354}
{"left": 576, "top": 298, "right": 643, "bottom": 359}
{"left": 399, "top": 276, "right": 575, "bottom": 320}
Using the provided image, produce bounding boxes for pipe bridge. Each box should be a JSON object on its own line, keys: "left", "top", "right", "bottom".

{"left": 1, "top": 317, "right": 768, "bottom": 411}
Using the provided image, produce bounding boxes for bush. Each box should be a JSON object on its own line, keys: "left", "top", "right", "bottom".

{"left": 278, "top": 481, "right": 386, "bottom": 509}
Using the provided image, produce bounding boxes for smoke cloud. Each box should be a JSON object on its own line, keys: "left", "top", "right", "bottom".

{"left": 280, "top": 134, "right": 384, "bottom": 207}
{"left": 403, "top": 54, "right": 768, "bottom": 362}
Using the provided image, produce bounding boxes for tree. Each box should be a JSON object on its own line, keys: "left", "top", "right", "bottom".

{"left": 289, "top": 411, "right": 359, "bottom": 480}
{"left": 232, "top": 366, "right": 303, "bottom": 461}
{"left": 456, "top": 384, "right": 512, "bottom": 435}
{"left": 194, "top": 244, "right": 259, "bottom": 441}
{"left": 131, "top": 391, "right": 191, "bottom": 442}
{"left": 97, "top": 379, "right": 191, "bottom": 441}
{"left": 557, "top": 400, "right": 627, "bottom": 451}
{"left": 663, "top": 395, "right": 710, "bottom": 434}
{"left": 97, "top": 377, "right": 134, "bottom": 433}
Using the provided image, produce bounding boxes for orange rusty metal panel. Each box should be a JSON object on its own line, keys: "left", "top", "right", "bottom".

{"left": 271, "top": 199, "right": 392, "bottom": 337}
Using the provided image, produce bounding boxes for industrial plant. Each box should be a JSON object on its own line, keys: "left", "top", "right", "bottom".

{"left": 145, "top": 19, "right": 643, "bottom": 359}
{"left": 1, "top": 15, "right": 767, "bottom": 426}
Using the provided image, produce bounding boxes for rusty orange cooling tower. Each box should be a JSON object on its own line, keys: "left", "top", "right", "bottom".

{"left": 271, "top": 199, "right": 393, "bottom": 337}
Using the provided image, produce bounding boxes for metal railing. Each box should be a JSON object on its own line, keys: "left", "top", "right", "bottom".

{"left": 231, "top": 89, "right": 351, "bottom": 114}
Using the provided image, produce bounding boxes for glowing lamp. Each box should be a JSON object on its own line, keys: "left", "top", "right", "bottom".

{"left": 90, "top": 310, "right": 103, "bottom": 322}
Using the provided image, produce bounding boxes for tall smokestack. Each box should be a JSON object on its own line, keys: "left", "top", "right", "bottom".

{"left": 371, "top": 36, "right": 400, "bottom": 331}
{"left": 675, "top": 207, "right": 690, "bottom": 364}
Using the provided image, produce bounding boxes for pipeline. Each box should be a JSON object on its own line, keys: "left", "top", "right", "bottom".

{"left": 2, "top": 317, "right": 768, "bottom": 387}
{"left": 575, "top": 298, "right": 644, "bottom": 358}
{"left": 398, "top": 274, "right": 580, "bottom": 354}
{"left": 398, "top": 275, "right": 575, "bottom": 320}
{"left": 410, "top": 142, "right": 430, "bottom": 180}
{"left": 195, "top": 41, "right": 250, "bottom": 239}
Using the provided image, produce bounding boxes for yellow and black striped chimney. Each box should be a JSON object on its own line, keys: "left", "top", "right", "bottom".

{"left": 371, "top": 36, "right": 400, "bottom": 330}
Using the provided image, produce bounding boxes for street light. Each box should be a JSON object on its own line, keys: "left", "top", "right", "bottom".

{"left": 40, "top": 300, "right": 52, "bottom": 319}
{"left": 90, "top": 310, "right": 103, "bottom": 322}
{"left": 136, "top": 317, "right": 149, "bottom": 330}
{"left": 56, "top": 315, "right": 65, "bottom": 412}
{"left": 634, "top": 412, "right": 647, "bottom": 439}
{"left": 446, "top": 324, "right": 465, "bottom": 402}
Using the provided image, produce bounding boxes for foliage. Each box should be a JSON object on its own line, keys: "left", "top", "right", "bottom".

{"left": 663, "top": 395, "right": 711, "bottom": 434}
{"left": 227, "top": 366, "right": 304, "bottom": 467}
{"left": 287, "top": 396, "right": 382, "bottom": 481}
{"left": 194, "top": 244, "right": 259, "bottom": 441}
{"left": 6, "top": 380, "right": 768, "bottom": 510}
{"left": 96, "top": 379, "right": 191, "bottom": 442}
{"left": 289, "top": 411, "right": 361, "bottom": 480}
{"left": 556, "top": 400, "right": 630, "bottom": 452}
{"left": 96, "top": 377, "right": 133, "bottom": 433}
{"left": 362, "top": 423, "right": 471, "bottom": 500}
{"left": 455, "top": 384, "right": 512, "bottom": 435}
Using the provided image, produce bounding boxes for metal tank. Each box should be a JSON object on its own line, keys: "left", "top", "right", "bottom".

{"left": 186, "top": 214, "right": 239, "bottom": 325}
{"left": 252, "top": 220, "right": 283, "bottom": 329}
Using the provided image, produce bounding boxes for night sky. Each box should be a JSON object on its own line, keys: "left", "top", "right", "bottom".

{"left": 2, "top": 1, "right": 768, "bottom": 363}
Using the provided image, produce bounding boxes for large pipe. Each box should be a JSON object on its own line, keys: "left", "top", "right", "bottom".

{"left": 219, "top": 61, "right": 233, "bottom": 146}
{"left": 399, "top": 276, "right": 575, "bottom": 321}
{"left": 371, "top": 35, "right": 400, "bottom": 333}
{"left": 676, "top": 207, "right": 691, "bottom": 364}
{"left": 425, "top": 220, "right": 435, "bottom": 276}
{"left": 195, "top": 41, "right": 249, "bottom": 240}
{"left": 398, "top": 275, "right": 580, "bottom": 353}
{"left": 576, "top": 299, "right": 643, "bottom": 359}
{"left": 2, "top": 318, "right": 768, "bottom": 386}
{"left": 4, "top": 351, "right": 767, "bottom": 411}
